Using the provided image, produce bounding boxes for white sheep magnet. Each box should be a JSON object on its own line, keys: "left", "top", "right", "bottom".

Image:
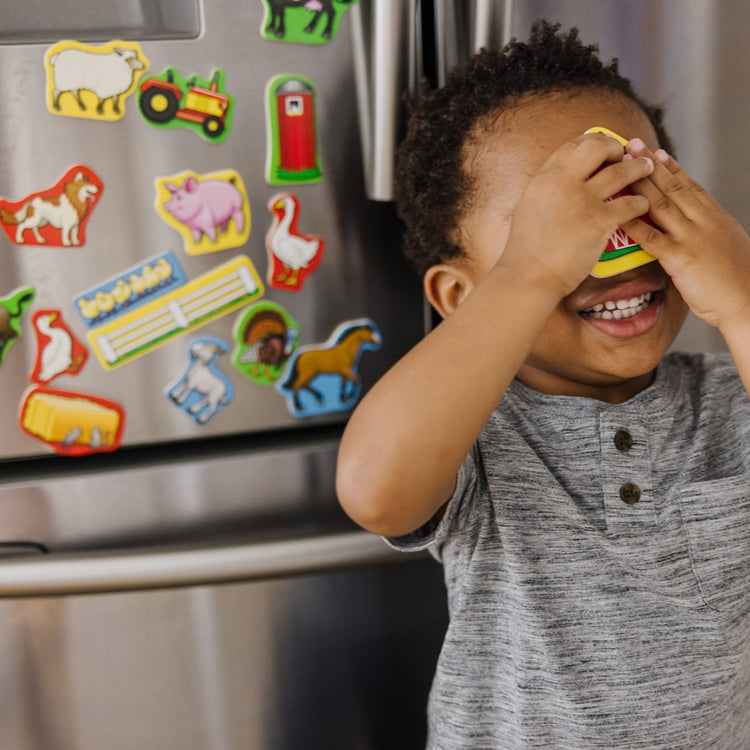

{"left": 44, "top": 39, "right": 150, "bottom": 121}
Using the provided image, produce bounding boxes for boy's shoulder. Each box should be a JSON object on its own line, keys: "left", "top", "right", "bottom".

{"left": 659, "top": 350, "right": 747, "bottom": 420}
{"left": 662, "top": 350, "right": 738, "bottom": 391}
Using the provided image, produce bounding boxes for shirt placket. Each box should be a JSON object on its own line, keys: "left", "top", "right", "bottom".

{"left": 599, "top": 410, "right": 656, "bottom": 535}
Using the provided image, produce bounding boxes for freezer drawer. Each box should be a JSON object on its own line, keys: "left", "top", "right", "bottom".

{"left": 0, "top": 558, "right": 448, "bottom": 750}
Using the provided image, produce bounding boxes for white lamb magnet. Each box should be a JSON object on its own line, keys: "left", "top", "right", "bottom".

{"left": 166, "top": 336, "right": 234, "bottom": 425}
{"left": 44, "top": 40, "right": 150, "bottom": 121}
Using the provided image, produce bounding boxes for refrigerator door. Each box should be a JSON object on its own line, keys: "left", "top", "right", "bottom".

{"left": 0, "top": 0, "right": 424, "bottom": 459}
{"left": 0, "top": 3, "right": 448, "bottom": 748}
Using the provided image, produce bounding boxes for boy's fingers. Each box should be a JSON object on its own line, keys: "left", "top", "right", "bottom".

{"left": 620, "top": 215, "right": 670, "bottom": 258}
{"left": 628, "top": 165, "right": 694, "bottom": 231}
{"left": 589, "top": 155, "right": 653, "bottom": 199}
{"left": 547, "top": 132, "right": 626, "bottom": 173}
{"left": 627, "top": 139, "right": 718, "bottom": 217}
{"left": 652, "top": 149, "right": 721, "bottom": 210}
{"left": 607, "top": 193, "right": 650, "bottom": 228}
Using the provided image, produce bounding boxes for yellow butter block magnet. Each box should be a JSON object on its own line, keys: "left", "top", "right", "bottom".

{"left": 584, "top": 126, "right": 656, "bottom": 278}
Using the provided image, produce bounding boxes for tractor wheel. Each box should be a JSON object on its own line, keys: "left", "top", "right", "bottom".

{"left": 140, "top": 88, "right": 179, "bottom": 123}
{"left": 202, "top": 116, "right": 225, "bottom": 139}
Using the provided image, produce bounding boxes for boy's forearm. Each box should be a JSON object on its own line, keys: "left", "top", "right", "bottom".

{"left": 336, "top": 262, "right": 561, "bottom": 537}
{"left": 720, "top": 313, "right": 750, "bottom": 398}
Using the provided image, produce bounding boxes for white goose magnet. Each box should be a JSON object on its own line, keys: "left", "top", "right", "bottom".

{"left": 265, "top": 192, "right": 324, "bottom": 292}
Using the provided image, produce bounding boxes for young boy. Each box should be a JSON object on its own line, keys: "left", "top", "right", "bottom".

{"left": 336, "top": 21, "right": 750, "bottom": 749}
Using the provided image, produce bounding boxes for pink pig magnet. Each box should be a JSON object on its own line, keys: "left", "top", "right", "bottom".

{"left": 154, "top": 168, "right": 251, "bottom": 255}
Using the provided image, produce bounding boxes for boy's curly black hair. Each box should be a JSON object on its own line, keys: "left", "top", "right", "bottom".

{"left": 395, "top": 20, "right": 674, "bottom": 278}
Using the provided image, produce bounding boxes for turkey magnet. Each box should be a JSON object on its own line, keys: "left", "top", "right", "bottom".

{"left": 155, "top": 169, "right": 251, "bottom": 255}
{"left": 30, "top": 310, "right": 88, "bottom": 384}
{"left": 166, "top": 336, "right": 234, "bottom": 425}
{"left": 0, "top": 166, "right": 103, "bottom": 247}
{"left": 276, "top": 318, "right": 381, "bottom": 418}
{"left": 265, "top": 74, "right": 322, "bottom": 185}
{"left": 0, "top": 286, "right": 35, "bottom": 369}
{"left": 261, "top": 0, "right": 358, "bottom": 45}
{"left": 44, "top": 40, "right": 149, "bottom": 121}
{"left": 20, "top": 386, "right": 125, "bottom": 456}
{"left": 232, "top": 301, "right": 300, "bottom": 386}
{"left": 138, "top": 67, "right": 234, "bottom": 142}
{"left": 266, "top": 193, "right": 324, "bottom": 291}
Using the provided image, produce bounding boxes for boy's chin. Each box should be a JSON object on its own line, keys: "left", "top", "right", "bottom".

{"left": 518, "top": 352, "right": 664, "bottom": 401}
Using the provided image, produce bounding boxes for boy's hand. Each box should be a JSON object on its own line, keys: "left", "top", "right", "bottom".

{"left": 623, "top": 140, "right": 750, "bottom": 334}
{"left": 500, "top": 132, "right": 654, "bottom": 299}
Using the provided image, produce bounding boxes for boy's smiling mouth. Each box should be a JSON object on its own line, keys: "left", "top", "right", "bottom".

{"left": 581, "top": 291, "right": 654, "bottom": 320}
{"left": 573, "top": 268, "right": 667, "bottom": 339}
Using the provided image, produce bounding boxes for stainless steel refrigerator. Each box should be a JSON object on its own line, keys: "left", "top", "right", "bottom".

{"left": 0, "top": 2, "right": 446, "bottom": 748}
{"left": 0, "top": 1, "right": 743, "bottom": 748}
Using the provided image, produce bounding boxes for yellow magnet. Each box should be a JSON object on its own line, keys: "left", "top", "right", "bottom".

{"left": 585, "top": 126, "right": 656, "bottom": 278}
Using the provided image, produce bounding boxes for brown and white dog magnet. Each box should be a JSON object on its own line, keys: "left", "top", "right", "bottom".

{"left": 0, "top": 165, "right": 103, "bottom": 247}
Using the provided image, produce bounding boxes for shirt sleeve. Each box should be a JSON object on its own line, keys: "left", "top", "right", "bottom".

{"left": 383, "top": 444, "right": 480, "bottom": 557}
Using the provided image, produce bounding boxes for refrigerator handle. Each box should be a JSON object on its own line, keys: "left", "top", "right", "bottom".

{"left": 351, "top": 0, "right": 420, "bottom": 201}
{"left": 0, "top": 532, "right": 418, "bottom": 598}
{"left": 434, "top": 0, "right": 515, "bottom": 86}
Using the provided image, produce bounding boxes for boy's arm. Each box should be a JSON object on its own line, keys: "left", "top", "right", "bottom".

{"left": 336, "top": 135, "right": 654, "bottom": 537}
{"left": 623, "top": 142, "right": 750, "bottom": 395}
{"left": 336, "top": 260, "right": 563, "bottom": 538}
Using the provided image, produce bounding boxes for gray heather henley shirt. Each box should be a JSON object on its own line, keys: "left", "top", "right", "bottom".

{"left": 389, "top": 352, "right": 750, "bottom": 749}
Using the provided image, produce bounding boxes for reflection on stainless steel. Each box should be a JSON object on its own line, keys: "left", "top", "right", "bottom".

{"left": 0, "top": 531, "right": 412, "bottom": 597}
{"left": 352, "top": 0, "right": 419, "bottom": 200}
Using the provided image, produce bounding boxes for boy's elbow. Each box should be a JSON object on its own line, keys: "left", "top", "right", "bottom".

{"left": 335, "top": 459, "right": 417, "bottom": 538}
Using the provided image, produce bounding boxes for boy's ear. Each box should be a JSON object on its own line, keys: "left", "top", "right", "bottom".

{"left": 424, "top": 263, "right": 475, "bottom": 319}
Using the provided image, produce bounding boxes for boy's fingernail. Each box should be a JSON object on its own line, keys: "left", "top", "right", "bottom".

{"left": 642, "top": 156, "right": 654, "bottom": 170}
{"left": 654, "top": 149, "right": 670, "bottom": 162}
{"left": 623, "top": 153, "right": 634, "bottom": 161}
{"left": 629, "top": 137, "right": 647, "bottom": 152}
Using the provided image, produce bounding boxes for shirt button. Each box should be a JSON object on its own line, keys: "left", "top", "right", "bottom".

{"left": 614, "top": 430, "right": 633, "bottom": 452}
{"left": 620, "top": 483, "right": 641, "bottom": 505}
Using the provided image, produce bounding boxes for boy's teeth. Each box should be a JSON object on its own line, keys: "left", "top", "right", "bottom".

{"left": 583, "top": 292, "right": 654, "bottom": 320}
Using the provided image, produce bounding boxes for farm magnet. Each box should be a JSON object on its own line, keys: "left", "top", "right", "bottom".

{"left": 73, "top": 251, "right": 187, "bottom": 329}
{"left": 266, "top": 193, "right": 324, "bottom": 291}
{"left": 232, "top": 301, "right": 300, "bottom": 386}
{"left": 0, "top": 165, "right": 103, "bottom": 248}
{"left": 584, "top": 126, "right": 657, "bottom": 278}
{"left": 276, "top": 318, "right": 381, "bottom": 418}
{"left": 154, "top": 169, "right": 251, "bottom": 255}
{"left": 0, "top": 286, "right": 35, "bottom": 369}
{"left": 166, "top": 336, "right": 234, "bottom": 425}
{"left": 260, "top": 0, "right": 358, "bottom": 45}
{"left": 44, "top": 40, "right": 149, "bottom": 121}
{"left": 265, "top": 74, "right": 322, "bottom": 185}
{"left": 19, "top": 386, "right": 125, "bottom": 456}
{"left": 30, "top": 309, "right": 88, "bottom": 384}
{"left": 88, "top": 255, "right": 264, "bottom": 370}
{"left": 138, "top": 67, "right": 234, "bottom": 143}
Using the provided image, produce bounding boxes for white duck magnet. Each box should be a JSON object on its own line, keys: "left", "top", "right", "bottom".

{"left": 30, "top": 309, "right": 88, "bottom": 384}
